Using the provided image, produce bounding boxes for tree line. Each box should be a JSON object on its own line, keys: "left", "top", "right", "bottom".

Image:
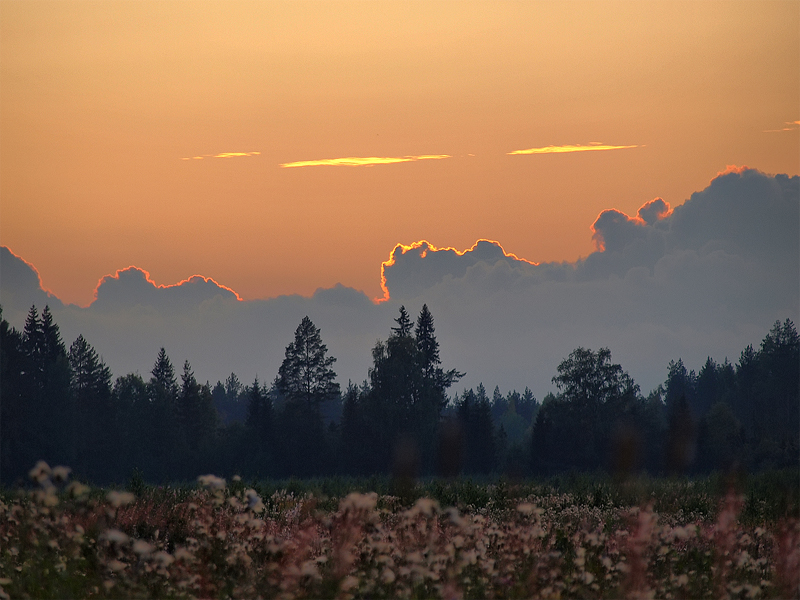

{"left": 1, "top": 304, "right": 797, "bottom": 485}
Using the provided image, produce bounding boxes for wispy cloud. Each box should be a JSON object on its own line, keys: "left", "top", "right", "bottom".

{"left": 181, "top": 152, "right": 261, "bottom": 160}
{"left": 279, "top": 154, "right": 451, "bottom": 168}
{"left": 507, "top": 143, "right": 639, "bottom": 155}
{"left": 763, "top": 120, "right": 800, "bottom": 133}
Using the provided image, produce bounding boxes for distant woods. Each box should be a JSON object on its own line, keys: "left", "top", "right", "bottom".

{"left": 0, "top": 303, "right": 797, "bottom": 485}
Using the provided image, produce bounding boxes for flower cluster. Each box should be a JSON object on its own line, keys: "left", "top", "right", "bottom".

{"left": 0, "top": 464, "right": 797, "bottom": 599}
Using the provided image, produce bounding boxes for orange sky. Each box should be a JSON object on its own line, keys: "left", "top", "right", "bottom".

{"left": 1, "top": 1, "right": 797, "bottom": 307}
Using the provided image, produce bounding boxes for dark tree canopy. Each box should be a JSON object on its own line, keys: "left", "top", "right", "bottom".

{"left": 277, "top": 316, "right": 339, "bottom": 410}
{"left": 552, "top": 347, "right": 639, "bottom": 407}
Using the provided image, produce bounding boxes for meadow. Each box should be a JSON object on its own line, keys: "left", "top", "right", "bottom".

{"left": 1, "top": 463, "right": 798, "bottom": 599}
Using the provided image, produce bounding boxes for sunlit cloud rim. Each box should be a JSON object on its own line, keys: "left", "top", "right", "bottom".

{"left": 181, "top": 151, "right": 261, "bottom": 160}
{"left": 507, "top": 143, "right": 639, "bottom": 155}
{"left": 375, "top": 239, "right": 538, "bottom": 304}
{"left": 279, "top": 154, "right": 451, "bottom": 168}
{"left": 93, "top": 267, "right": 244, "bottom": 304}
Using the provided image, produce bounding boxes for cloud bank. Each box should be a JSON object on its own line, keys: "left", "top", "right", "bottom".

{"left": 1, "top": 168, "right": 796, "bottom": 398}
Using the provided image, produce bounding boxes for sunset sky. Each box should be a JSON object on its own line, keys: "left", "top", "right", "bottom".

{"left": 2, "top": 1, "right": 797, "bottom": 308}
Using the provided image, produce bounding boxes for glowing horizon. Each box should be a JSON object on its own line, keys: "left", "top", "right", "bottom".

{"left": 1, "top": 2, "right": 796, "bottom": 307}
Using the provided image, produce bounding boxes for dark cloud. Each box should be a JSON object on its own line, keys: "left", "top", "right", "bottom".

{"left": 1, "top": 168, "right": 796, "bottom": 398}
{"left": 92, "top": 267, "right": 240, "bottom": 312}
{"left": 381, "top": 239, "right": 536, "bottom": 301}
{"left": 0, "top": 247, "right": 64, "bottom": 324}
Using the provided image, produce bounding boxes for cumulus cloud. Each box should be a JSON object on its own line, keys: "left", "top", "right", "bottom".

{"left": 1, "top": 167, "right": 796, "bottom": 397}
{"left": 377, "top": 239, "right": 537, "bottom": 302}
{"left": 0, "top": 247, "right": 64, "bottom": 324}
{"left": 92, "top": 267, "right": 242, "bottom": 312}
{"left": 377, "top": 168, "right": 797, "bottom": 392}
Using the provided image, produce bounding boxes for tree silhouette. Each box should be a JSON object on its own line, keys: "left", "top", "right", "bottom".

{"left": 277, "top": 316, "right": 339, "bottom": 412}
{"left": 275, "top": 317, "right": 338, "bottom": 477}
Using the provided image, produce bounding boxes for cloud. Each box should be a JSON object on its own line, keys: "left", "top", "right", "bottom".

{"left": 1, "top": 167, "right": 796, "bottom": 398}
{"left": 181, "top": 151, "right": 261, "bottom": 160}
{"left": 279, "top": 155, "right": 451, "bottom": 168}
{"left": 507, "top": 143, "right": 639, "bottom": 155}
{"left": 0, "top": 247, "right": 64, "bottom": 324}
{"left": 91, "top": 266, "right": 242, "bottom": 312}
{"left": 377, "top": 239, "right": 537, "bottom": 302}
{"left": 763, "top": 120, "right": 800, "bottom": 133}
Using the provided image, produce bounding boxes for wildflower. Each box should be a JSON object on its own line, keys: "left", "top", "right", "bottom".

{"left": 107, "top": 560, "right": 126, "bottom": 572}
{"left": 107, "top": 490, "right": 135, "bottom": 508}
{"left": 174, "top": 547, "right": 194, "bottom": 562}
{"left": 340, "top": 575, "right": 359, "bottom": 591}
{"left": 245, "top": 489, "right": 265, "bottom": 512}
{"left": 342, "top": 491, "right": 377, "bottom": 512}
{"left": 133, "top": 540, "right": 154, "bottom": 556}
{"left": 517, "top": 502, "right": 536, "bottom": 515}
{"left": 382, "top": 568, "right": 396, "bottom": 584}
{"left": 67, "top": 481, "right": 90, "bottom": 498}
{"left": 153, "top": 551, "right": 175, "bottom": 568}
{"left": 105, "top": 529, "right": 129, "bottom": 545}
{"left": 49, "top": 466, "right": 71, "bottom": 484}
{"left": 197, "top": 474, "right": 226, "bottom": 491}
{"left": 28, "top": 460, "right": 51, "bottom": 483}
{"left": 413, "top": 497, "right": 439, "bottom": 517}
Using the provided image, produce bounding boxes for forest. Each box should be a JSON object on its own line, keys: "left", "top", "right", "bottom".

{"left": 0, "top": 303, "right": 797, "bottom": 486}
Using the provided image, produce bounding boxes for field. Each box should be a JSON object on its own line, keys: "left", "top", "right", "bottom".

{"left": 1, "top": 464, "right": 798, "bottom": 599}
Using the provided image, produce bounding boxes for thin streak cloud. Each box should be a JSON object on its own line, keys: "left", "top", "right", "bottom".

{"left": 279, "top": 154, "right": 451, "bottom": 168}
{"left": 763, "top": 120, "right": 800, "bottom": 133}
{"left": 181, "top": 152, "right": 261, "bottom": 160}
{"left": 507, "top": 143, "right": 639, "bottom": 155}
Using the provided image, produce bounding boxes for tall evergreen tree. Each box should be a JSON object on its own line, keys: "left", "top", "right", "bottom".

{"left": 0, "top": 307, "right": 26, "bottom": 483}
{"left": 277, "top": 316, "right": 339, "bottom": 411}
{"left": 245, "top": 378, "right": 274, "bottom": 475}
{"left": 147, "top": 348, "right": 179, "bottom": 480}
{"left": 68, "top": 334, "right": 113, "bottom": 479}
{"left": 275, "top": 317, "right": 339, "bottom": 477}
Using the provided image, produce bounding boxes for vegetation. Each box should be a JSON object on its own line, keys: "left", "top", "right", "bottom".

{"left": 1, "top": 304, "right": 798, "bottom": 484}
{"left": 1, "top": 302, "right": 798, "bottom": 597}
{"left": 0, "top": 465, "right": 797, "bottom": 599}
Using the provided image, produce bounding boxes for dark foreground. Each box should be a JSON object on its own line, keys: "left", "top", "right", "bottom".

{"left": 1, "top": 465, "right": 798, "bottom": 599}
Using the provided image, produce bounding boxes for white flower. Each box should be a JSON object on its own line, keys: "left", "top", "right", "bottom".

{"left": 51, "top": 465, "right": 72, "bottom": 482}
{"left": 107, "top": 491, "right": 135, "bottom": 508}
{"left": 197, "top": 474, "right": 226, "bottom": 491}
{"left": 105, "top": 529, "right": 129, "bottom": 545}
{"left": 517, "top": 502, "right": 536, "bottom": 515}
{"left": 28, "top": 460, "right": 51, "bottom": 483}
{"left": 133, "top": 540, "right": 154, "bottom": 556}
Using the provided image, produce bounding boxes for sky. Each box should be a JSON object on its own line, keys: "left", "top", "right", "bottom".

{"left": 1, "top": 1, "right": 798, "bottom": 397}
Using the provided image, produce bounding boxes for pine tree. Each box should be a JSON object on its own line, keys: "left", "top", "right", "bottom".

{"left": 277, "top": 317, "right": 339, "bottom": 411}
{"left": 147, "top": 348, "right": 179, "bottom": 480}
{"left": 275, "top": 317, "right": 338, "bottom": 477}
{"left": 69, "top": 334, "right": 113, "bottom": 477}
